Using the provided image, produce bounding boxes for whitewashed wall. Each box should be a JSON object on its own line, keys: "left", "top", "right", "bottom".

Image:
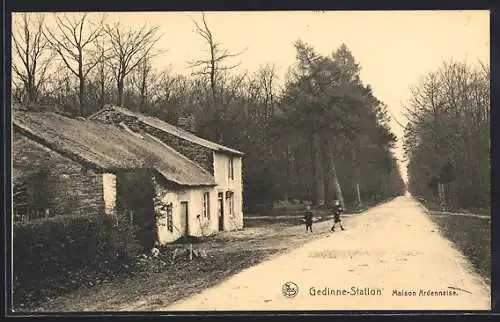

{"left": 102, "top": 173, "right": 117, "bottom": 216}
{"left": 212, "top": 152, "right": 244, "bottom": 231}
{"left": 155, "top": 182, "right": 218, "bottom": 244}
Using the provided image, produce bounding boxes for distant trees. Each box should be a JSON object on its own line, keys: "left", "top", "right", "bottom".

{"left": 187, "top": 12, "right": 246, "bottom": 143}
{"left": 43, "top": 13, "right": 106, "bottom": 116}
{"left": 91, "top": 37, "right": 114, "bottom": 109}
{"left": 12, "top": 13, "right": 54, "bottom": 105}
{"left": 104, "top": 22, "right": 161, "bottom": 108}
{"left": 12, "top": 13, "right": 161, "bottom": 116}
{"left": 12, "top": 12, "right": 406, "bottom": 212}
{"left": 274, "top": 41, "right": 403, "bottom": 207}
{"left": 403, "top": 60, "right": 490, "bottom": 211}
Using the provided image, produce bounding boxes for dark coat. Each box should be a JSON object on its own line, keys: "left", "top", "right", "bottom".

{"left": 304, "top": 210, "right": 313, "bottom": 225}
{"left": 332, "top": 204, "right": 343, "bottom": 223}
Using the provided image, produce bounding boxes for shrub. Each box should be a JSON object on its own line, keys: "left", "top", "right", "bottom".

{"left": 12, "top": 213, "right": 143, "bottom": 307}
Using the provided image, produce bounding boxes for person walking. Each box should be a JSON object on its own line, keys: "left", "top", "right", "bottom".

{"left": 330, "top": 200, "right": 345, "bottom": 232}
{"left": 304, "top": 204, "right": 314, "bottom": 233}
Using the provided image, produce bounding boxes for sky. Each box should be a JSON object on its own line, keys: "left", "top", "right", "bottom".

{"left": 13, "top": 10, "right": 490, "bottom": 181}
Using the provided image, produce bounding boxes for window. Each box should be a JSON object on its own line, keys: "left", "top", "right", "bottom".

{"left": 227, "top": 191, "right": 234, "bottom": 216}
{"left": 203, "top": 192, "right": 210, "bottom": 219}
{"left": 228, "top": 157, "right": 234, "bottom": 180}
{"left": 166, "top": 203, "right": 173, "bottom": 232}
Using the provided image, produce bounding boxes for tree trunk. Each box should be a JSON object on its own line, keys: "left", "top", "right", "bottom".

{"left": 356, "top": 183, "right": 362, "bottom": 207}
{"left": 285, "top": 143, "right": 292, "bottom": 201}
{"left": 309, "top": 134, "right": 317, "bottom": 204}
{"left": 139, "top": 72, "right": 147, "bottom": 113}
{"left": 100, "top": 78, "right": 105, "bottom": 108}
{"left": 295, "top": 139, "right": 306, "bottom": 200}
{"left": 352, "top": 147, "right": 362, "bottom": 207}
{"left": 209, "top": 59, "right": 222, "bottom": 142}
{"left": 78, "top": 56, "right": 85, "bottom": 116}
{"left": 117, "top": 77, "right": 124, "bottom": 107}
{"left": 321, "top": 135, "right": 336, "bottom": 204}
{"left": 27, "top": 74, "right": 35, "bottom": 104}
{"left": 324, "top": 137, "right": 345, "bottom": 207}
{"left": 79, "top": 76, "right": 85, "bottom": 117}
{"left": 139, "top": 90, "right": 146, "bottom": 113}
{"left": 310, "top": 132, "right": 324, "bottom": 206}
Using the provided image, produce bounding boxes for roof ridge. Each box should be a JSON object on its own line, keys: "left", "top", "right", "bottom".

{"left": 143, "top": 132, "right": 216, "bottom": 180}
{"left": 146, "top": 116, "right": 218, "bottom": 145}
{"left": 141, "top": 117, "right": 245, "bottom": 155}
{"left": 98, "top": 105, "right": 244, "bottom": 155}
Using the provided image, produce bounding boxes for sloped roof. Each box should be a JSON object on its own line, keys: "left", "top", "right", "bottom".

{"left": 89, "top": 105, "right": 245, "bottom": 156}
{"left": 12, "top": 109, "right": 216, "bottom": 186}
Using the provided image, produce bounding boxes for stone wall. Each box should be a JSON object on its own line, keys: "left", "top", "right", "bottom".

{"left": 177, "top": 112, "right": 196, "bottom": 133}
{"left": 93, "top": 108, "right": 215, "bottom": 174}
{"left": 93, "top": 109, "right": 142, "bottom": 131}
{"left": 141, "top": 124, "right": 214, "bottom": 174}
{"left": 12, "top": 132, "right": 105, "bottom": 219}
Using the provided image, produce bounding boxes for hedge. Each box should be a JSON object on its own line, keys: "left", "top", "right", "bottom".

{"left": 13, "top": 213, "right": 143, "bottom": 307}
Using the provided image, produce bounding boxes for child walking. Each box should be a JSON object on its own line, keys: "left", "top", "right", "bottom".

{"left": 304, "top": 205, "right": 314, "bottom": 233}
{"left": 330, "top": 200, "right": 345, "bottom": 232}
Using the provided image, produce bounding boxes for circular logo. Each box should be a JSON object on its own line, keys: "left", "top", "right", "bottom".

{"left": 282, "top": 281, "right": 299, "bottom": 298}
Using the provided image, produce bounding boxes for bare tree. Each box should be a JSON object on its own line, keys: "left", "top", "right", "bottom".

{"left": 403, "top": 60, "right": 490, "bottom": 209}
{"left": 93, "top": 38, "right": 113, "bottom": 109}
{"left": 156, "top": 67, "right": 183, "bottom": 105}
{"left": 187, "top": 12, "right": 247, "bottom": 142}
{"left": 256, "top": 63, "right": 279, "bottom": 119}
{"left": 12, "top": 13, "right": 54, "bottom": 105}
{"left": 104, "top": 22, "right": 162, "bottom": 107}
{"left": 218, "top": 71, "right": 248, "bottom": 105}
{"left": 130, "top": 54, "right": 156, "bottom": 113}
{"left": 44, "top": 13, "right": 106, "bottom": 116}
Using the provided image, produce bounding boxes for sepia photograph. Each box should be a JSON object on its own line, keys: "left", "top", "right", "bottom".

{"left": 10, "top": 10, "right": 490, "bottom": 312}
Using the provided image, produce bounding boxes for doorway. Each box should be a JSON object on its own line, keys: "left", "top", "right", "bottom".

{"left": 218, "top": 192, "right": 224, "bottom": 231}
{"left": 180, "top": 201, "right": 189, "bottom": 237}
{"left": 116, "top": 170, "right": 156, "bottom": 250}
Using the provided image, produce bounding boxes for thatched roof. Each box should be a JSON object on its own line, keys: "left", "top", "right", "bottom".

{"left": 89, "top": 105, "right": 245, "bottom": 156}
{"left": 12, "top": 110, "right": 216, "bottom": 186}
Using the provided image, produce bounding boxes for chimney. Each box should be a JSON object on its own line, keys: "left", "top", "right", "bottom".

{"left": 177, "top": 112, "right": 196, "bottom": 133}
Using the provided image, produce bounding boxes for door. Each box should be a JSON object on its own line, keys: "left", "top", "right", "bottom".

{"left": 180, "top": 201, "right": 189, "bottom": 237}
{"left": 218, "top": 192, "right": 224, "bottom": 231}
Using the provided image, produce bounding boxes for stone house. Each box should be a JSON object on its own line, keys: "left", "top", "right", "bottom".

{"left": 12, "top": 108, "right": 223, "bottom": 247}
{"left": 88, "top": 105, "right": 245, "bottom": 239}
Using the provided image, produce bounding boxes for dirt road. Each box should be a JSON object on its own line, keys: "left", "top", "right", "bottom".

{"left": 165, "top": 196, "right": 490, "bottom": 311}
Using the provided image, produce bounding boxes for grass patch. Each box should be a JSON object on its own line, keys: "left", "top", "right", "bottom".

{"left": 427, "top": 213, "right": 491, "bottom": 283}
{"left": 415, "top": 195, "right": 490, "bottom": 216}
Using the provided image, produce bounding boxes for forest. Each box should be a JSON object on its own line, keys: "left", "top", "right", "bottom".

{"left": 403, "top": 60, "right": 490, "bottom": 212}
{"left": 12, "top": 12, "right": 407, "bottom": 212}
